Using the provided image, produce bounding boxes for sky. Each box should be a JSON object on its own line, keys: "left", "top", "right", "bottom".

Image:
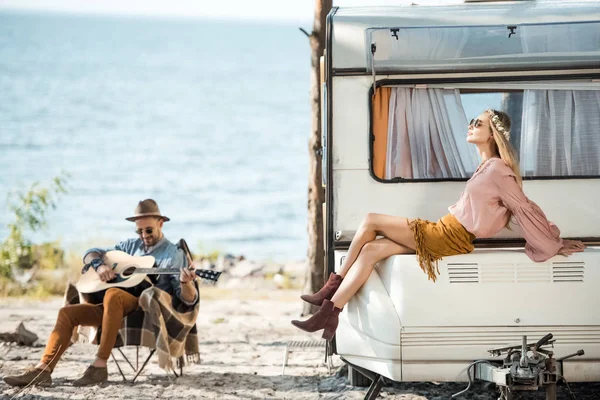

{"left": 0, "top": 0, "right": 457, "bottom": 23}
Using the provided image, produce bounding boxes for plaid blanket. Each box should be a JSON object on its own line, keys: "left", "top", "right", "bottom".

{"left": 63, "top": 282, "right": 200, "bottom": 372}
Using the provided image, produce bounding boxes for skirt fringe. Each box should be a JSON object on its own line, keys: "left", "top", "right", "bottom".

{"left": 408, "top": 214, "right": 475, "bottom": 282}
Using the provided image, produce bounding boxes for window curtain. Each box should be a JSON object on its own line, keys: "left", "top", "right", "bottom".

{"left": 520, "top": 90, "right": 600, "bottom": 176}
{"left": 385, "top": 88, "right": 478, "bottom": 179}
{"left": 372, "top": 87, "right": 392, "bottom": 179}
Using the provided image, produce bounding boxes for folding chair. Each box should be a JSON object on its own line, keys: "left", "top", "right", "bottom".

{"left": 63, "top": 281, "right": 186, "bottom": 383}
{"left": 104, "top": 307, "right": 190, "bottom": 383}
{"left": 105, "top": 238, "right": 199, "bottom": 383}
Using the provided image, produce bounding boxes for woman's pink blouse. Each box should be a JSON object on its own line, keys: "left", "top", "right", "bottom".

{"left": 448, "top": 158, "right": 563, "bottom": 261}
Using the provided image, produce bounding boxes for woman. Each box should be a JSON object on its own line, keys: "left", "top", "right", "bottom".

{"left": 292, "top": 109, "right": 586, "bottom": 340}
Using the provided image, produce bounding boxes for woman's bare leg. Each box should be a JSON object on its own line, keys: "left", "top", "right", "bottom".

{"left": 331, "top": 237, "right": 413, "bottom": 309}
{"left": 337, "top": 213, "right": 416, "bottom": 278}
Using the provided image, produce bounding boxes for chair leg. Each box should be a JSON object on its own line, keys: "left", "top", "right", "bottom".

{"left": 171, "top": 357, "right": 183, "bottom": 378}
{"left": 111, "top": 351, "right": 128, "bottom": 382}
{"left": 117, "top": 348, "right": 137, "bottom": 372}
{"left": 131, "top": 349, "right": 156, "bottom": 383}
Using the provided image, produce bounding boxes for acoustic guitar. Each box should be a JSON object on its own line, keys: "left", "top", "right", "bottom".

{"left": 76, "top": 250, "right": 221, "bottom": 294}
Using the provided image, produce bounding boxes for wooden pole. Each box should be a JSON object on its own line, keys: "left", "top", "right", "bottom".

{"left": 303, "top": 0, "right": 332, "bottom": 315}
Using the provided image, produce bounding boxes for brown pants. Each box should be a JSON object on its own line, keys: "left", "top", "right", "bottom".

{"left": 40, "top": 288, "right": 139, "bottom": 371}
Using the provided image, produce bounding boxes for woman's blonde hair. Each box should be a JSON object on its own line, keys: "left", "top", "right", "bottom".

{"left": 486, "top": 109, "right": 522, "bottom": 188}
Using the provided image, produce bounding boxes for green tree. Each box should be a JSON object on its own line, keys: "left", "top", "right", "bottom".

{"left": 0, "top": 173, "right": 69, "bottom": 279}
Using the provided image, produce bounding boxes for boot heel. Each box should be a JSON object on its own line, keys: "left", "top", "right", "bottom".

{"left": 291, "top": 299, "right": 341, "bottom": 338}
{"left": 321, "top": 306, "right": 341, "bottom": 340}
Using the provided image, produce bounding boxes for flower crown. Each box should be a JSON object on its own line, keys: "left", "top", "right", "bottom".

{"left": 485, "top": 109, "right": 510, "bottom": 141}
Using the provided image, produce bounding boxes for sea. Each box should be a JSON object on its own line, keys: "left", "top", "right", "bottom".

{"left": 0, "top": 10, "right": 312, "bottom": 261}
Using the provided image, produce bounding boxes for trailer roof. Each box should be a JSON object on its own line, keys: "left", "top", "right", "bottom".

{"left": 334, "top": 1, "right": 600, "bottom": 24}
{"left": 331, "top": 1, "right": 600, "bottom": 70}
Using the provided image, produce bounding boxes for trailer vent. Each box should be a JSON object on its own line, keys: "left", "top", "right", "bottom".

{"left": 479, "top": 264, "right": 517, "bottom": 283}
{"left": 447, "top": 262, "right": 585, "bottom": 284}
{"left": 447, "top": 263, "right": 479, "bottom": 283}
{"left": 552, "top": 261, "right": 585, "bottom": 283}
{"left": 478, "top": 263, "right": 551, "bottom": 283}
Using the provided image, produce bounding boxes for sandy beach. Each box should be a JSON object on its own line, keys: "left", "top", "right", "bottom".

{"left": 1, "top": 285, "right": 600, "bottom": 400}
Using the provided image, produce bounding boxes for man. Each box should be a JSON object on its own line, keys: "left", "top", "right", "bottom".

{"left": 3, "top": 199, "right": 198, "bottom": 387}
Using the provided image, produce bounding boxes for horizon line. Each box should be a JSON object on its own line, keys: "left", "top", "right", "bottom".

{"left": 0, "top": 6, "right": 314, "bottom": 25}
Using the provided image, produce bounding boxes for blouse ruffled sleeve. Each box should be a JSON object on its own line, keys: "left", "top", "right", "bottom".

{"left": 495, "top": 169, "right": 563, "bottom": 262}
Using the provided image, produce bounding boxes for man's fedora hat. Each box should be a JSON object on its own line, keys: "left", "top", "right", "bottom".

{"left": 125, "top": 199, "right": 170, "bottom": 222}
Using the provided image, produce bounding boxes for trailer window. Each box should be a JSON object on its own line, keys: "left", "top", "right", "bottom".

{"left": 367, "top": 21, "right": 600, "bottom": 72}
{"left": 371, "top": 87, "right": 600, "bottom": 181}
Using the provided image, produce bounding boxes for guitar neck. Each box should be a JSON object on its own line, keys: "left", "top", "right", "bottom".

{"left": 134, "top": 268, "right": 184, "bottom": 275}
{"left": 125, "top": 266, "right": 221, "bottom": 283}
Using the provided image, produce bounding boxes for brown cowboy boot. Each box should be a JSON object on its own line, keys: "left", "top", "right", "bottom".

{"left": 3, "top": 367, "right": 52, "bottom": 387}
{"left": 300, "top": 272, "right": 343, "bottom": 306}
{"left": 291, "top": 299, "right": 342, "bottom": 340}
{"left": 72, "top": 365, "right": 108, "bottom": 387}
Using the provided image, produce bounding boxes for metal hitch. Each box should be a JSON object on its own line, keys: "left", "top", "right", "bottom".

{"left": 469, "top": 333, "right": 584, "bottom": 400}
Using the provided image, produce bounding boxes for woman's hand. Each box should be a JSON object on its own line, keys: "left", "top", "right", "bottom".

{"left": 558, "top": 240, "right": 586, "bottom": 256}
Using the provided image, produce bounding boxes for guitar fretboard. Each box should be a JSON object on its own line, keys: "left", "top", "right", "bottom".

{"left": 135, "top": 268, "right": 184, "bottom": 274}
{"left": 128, "top": 267, "right": 221, "bottom": 282}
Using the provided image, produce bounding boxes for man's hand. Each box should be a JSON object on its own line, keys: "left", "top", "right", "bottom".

{"left": 558, "top": 240, "right": 586, "bottom": 256}
{"left": 96, "top": 264, "right": 116, "bottom": 282}
{"left": 179, "top": 267, "right": 195, "bottom": 284}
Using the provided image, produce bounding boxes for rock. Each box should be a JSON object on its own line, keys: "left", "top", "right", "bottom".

{"left": 0, "top": 321, "right": 38, "bottom": 346}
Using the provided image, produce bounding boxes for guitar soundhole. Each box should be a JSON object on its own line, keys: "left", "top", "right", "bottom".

{"left": 121, "top": 266, "right": 137, "bottom": 277}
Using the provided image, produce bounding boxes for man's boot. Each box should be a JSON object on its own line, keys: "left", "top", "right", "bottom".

{"left": 72, "top": 365, "right": 108, "bottom": 387}
{"left": 300, "top": 272, "right": 343, "bottom": 306}
{"left": 291, "top": 299, "right": 342, "bottom": 340}
{"left": 3, "top": 368, "right": 52, "bottom": 387}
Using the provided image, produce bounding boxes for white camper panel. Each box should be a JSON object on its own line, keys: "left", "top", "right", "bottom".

{"left": 334, "top": 248, "right": 600, "bottom": 382}
{"left": 327, "top": 1, "right": 600, "bottom": 384}
{"left": 331, "top": 76, "right": 600, "bottom": 382}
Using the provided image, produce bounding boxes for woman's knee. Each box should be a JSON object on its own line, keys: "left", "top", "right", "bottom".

{"left": 361, "top": 213, "right": 380, "bottom": 231}
{"left": 359, "top": 241, "right": 383, "bottom": 262}
{"left": 360, "top": 239, "right": 403, "bottom": 263}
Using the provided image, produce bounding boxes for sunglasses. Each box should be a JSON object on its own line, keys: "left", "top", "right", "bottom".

{"left": 135, "top": 227, "right": 154, "bottom": 236}
{"left": 469, "top": 118, "right": 483, "bottom": 128}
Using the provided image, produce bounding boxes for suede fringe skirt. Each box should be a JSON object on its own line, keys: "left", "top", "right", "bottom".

{"left": 408, "top": 213, "right": 476, "bottom": 282}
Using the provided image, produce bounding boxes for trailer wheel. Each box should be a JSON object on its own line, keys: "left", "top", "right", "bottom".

{"left": 348, "top": 365, "right": 372, "bottom": 387}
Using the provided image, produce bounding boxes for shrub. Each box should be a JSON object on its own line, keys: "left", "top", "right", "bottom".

{"left": 0, "top": 173, "right": 69, "bottom": 280}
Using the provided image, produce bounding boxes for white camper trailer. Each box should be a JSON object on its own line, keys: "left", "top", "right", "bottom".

{"left": 322, "top": 0, "right": 600, "bottom": 397}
